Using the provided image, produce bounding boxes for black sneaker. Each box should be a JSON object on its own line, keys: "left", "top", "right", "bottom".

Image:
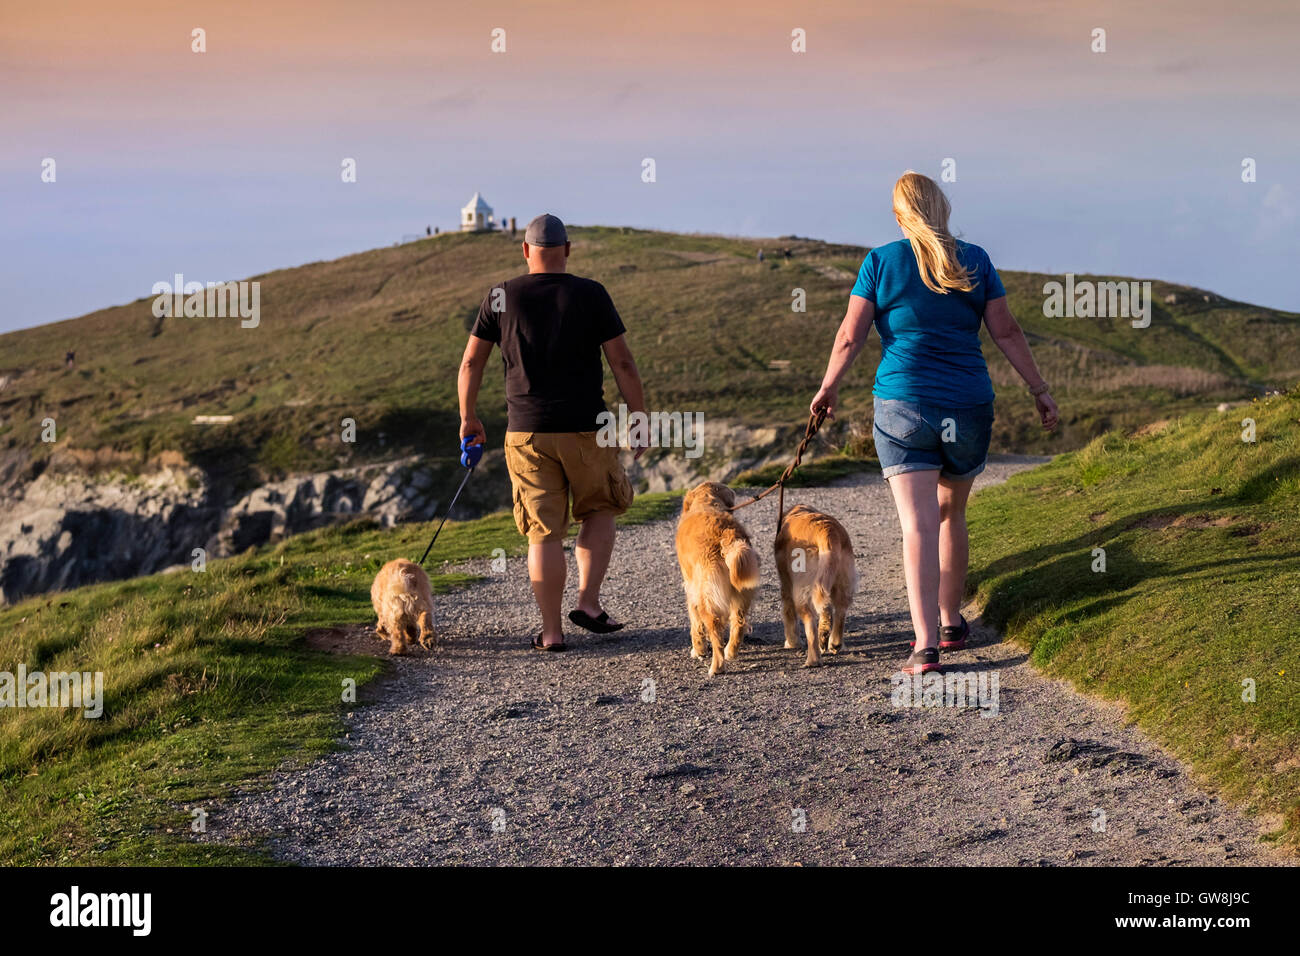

{"left": 939, "top": 615, "right": 970, "bottom": 650}
{"left": 902, "top": 647, "right": 941, "bottom": 675}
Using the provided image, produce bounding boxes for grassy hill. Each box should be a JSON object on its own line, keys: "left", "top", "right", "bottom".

{"left": 968, "top": 386, "right": 1300, "bottom": 846}
{"left": 2, "top": 226, "right": 1297, "bottom": 492}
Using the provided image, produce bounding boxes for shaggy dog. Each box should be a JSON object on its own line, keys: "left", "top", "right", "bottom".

{"left": 774, "top": 504, "right": 858, "bottom": 667}
{"left": 675, "top": 482, "right": 760, "bottom": 676}
{"left": 370, "top": 558, "right": 435, "bottom": 655}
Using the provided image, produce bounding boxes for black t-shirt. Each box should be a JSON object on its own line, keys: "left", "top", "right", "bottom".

{"left": 470, "top": 272, "right": 626, "bottom": 432}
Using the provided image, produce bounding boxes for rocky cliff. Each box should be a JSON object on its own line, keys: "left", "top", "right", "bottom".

{"left": 0, "top": 419, "right": 803, "bottom": 605}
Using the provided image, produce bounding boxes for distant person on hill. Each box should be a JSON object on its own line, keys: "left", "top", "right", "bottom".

{"left": 65, "top": 350, "right": 75, "bottom": 370}
{"left": 458, "top": 213, "right": 648, "bottom": 651}
{"left": 810, "top": 171, "right": 1059, "bottom": 676}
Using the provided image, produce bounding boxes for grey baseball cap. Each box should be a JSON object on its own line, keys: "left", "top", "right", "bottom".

{"left": 524, "top": 213, "right": 568, "bottom": 247}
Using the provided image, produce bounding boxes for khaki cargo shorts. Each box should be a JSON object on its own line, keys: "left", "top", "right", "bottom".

{"left": 504, "top": 431, "right": 635, "bottom": 542}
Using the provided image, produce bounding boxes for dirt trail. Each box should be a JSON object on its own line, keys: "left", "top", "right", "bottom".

{"left": 206, "top": 456, "right": 1285, "bottom": 866}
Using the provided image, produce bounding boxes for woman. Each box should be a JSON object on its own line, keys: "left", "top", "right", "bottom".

{"left": 811, "top": 172, "right": 1058, "bottom": 676}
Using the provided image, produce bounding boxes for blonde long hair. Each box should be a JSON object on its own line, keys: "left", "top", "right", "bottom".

{"left": 892, "top": 171, "right": 974, "bottom": 294}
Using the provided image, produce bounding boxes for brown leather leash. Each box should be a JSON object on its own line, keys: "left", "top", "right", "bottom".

{"left": 728, "top": 407, "right": 828, "bottom": 539}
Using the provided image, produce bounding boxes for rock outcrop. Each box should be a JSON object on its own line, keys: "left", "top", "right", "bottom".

{"left": 0, "top": 454, "right": 506, "bottom": 605}
{"left": 0, "top": 417, "right": 817, "bottom": 605}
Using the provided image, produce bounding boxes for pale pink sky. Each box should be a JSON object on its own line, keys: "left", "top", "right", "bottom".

{"left": 3, "top": 0, "right": 1297, "bottom": 329}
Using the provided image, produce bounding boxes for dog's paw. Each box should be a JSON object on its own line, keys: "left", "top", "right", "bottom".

{"left": 690, "top": 647, "right": 702, "bottom": 659}
{"left": 724, "top": 647, "right": 738, "bottom": 661}
{"left": 783, "top": 638, "right": 798, "bottom": 650}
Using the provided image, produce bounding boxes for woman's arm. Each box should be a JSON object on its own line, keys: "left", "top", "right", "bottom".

{"left": 983, "top": 296, "right": 1059, "bottom": 431}
{"left": 810, "top": 295, "right": 875, "bottom": 418}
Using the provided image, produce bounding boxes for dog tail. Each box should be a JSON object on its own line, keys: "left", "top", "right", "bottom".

{"left": 812, "top": 525, "right": 856, "bottom": 612}
{"left": 722, "top": 532, "right": 760, "bottom": 591}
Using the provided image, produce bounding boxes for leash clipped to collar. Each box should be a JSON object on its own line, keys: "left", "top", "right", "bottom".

{"left": 417, "top": 437, "right": 482, "bottom": 567}
{"left": 728, "top": 408, "right": 827, "bottom": 539}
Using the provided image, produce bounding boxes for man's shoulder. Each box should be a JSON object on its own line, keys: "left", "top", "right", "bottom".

{"left": 564, "top": 273, "right": 609, "bottom": 295}
{"left": 499, "top": 272, "right": 606, "bottom": 291}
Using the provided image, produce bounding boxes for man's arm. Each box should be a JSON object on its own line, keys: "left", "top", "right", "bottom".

{"left": 458, "top": 335, "right": 494, "bottom": 445}
{"left": 601, "top": 334, "right": 648, "bottom": 460}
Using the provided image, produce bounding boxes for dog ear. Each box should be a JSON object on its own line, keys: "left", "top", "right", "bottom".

{"left": 718, "top": 484, "right": 736, "bottom": 507}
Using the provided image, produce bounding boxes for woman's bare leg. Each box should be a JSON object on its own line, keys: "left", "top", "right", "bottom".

{"left": 938, "top": 475, "right": 977, "bottom": 629}
{"left": 885, "top": 470, "right": 941, "bottom": 650}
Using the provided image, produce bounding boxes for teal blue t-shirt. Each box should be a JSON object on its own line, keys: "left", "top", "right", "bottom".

{"left": 851, "top": 238, "right": 1005, "bottom": 408}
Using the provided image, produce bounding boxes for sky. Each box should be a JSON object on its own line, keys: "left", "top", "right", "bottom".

{"left": 2, "top": 0, "right": 1298, "bottom": 334}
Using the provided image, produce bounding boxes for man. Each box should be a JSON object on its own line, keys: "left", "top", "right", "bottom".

{"left": 459, "top": 213, "right": 647, "bottom": 651}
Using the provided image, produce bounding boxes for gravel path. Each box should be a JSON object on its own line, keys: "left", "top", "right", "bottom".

{"left": 205, "top": 455, "right": 1285, "bottom": 866}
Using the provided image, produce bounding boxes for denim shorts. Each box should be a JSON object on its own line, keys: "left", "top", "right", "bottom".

{"left": 872, "top": 397, "right": 995, "bottom": 481}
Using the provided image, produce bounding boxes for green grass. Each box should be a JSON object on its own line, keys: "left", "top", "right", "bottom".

{"left": 967, "top": 386, "right": 1300, "bottom": 847}
{"left": 0, "top": 489, "right": 683, "bottom": 865}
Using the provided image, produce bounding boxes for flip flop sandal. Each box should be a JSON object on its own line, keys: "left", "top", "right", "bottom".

{"left": 531, "top": 634, "right": 566, "bottom": 652}
{"left": 902, "top": 647, "right": 942, "bottom": 675}
{"left": 940, "top": 615, "right": 970, "bottom": 650}
{"left": 568, "top": 609, "right": 625, "bottom": 634}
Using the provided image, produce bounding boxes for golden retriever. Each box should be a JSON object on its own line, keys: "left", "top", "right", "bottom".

{"left": 774, "top": 504, "right": 858, "bottom": 667}
{"left": 675, "top": 482, "right": 760, "bottom": 676}
{"left": 370, "top": 558, "right": 435, "bottom": 655}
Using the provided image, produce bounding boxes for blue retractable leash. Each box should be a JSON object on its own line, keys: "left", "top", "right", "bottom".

{"left": 417, "top": 436, "right": 483, "bottom": 567}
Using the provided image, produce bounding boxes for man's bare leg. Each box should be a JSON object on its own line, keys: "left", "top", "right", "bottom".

{"left": 528, "top": 539, "right": 567, "bottom": 646}
{"left": 574, "top": 512, "right": 621, "bottom": 626}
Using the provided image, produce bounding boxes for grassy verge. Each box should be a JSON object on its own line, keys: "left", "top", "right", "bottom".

{"left": 0, "top": 490, "right": 681, "bottom": 865}
{"left": 967, "top": 386, "right": 1300, "bottom": 848}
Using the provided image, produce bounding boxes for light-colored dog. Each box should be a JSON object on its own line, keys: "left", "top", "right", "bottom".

{"left": 675, "top": 482, "right": 760, "bottom": 676}
{"left": 370, "top": 558, "right": 435, "bottom": 655}
{"left": 774, "top": 504, "right": 858, "bottom": 667}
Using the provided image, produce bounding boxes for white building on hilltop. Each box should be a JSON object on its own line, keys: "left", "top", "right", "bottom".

{"left": 460, "top": 192, "right": 495, "bottom": 232}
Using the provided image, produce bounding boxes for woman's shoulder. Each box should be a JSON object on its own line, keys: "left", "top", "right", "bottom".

{"left": 955, "top": 238, "right": 992, "bottom": 262}
{"left": 864, "top": 239, "right": 911, "bottom": 264}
